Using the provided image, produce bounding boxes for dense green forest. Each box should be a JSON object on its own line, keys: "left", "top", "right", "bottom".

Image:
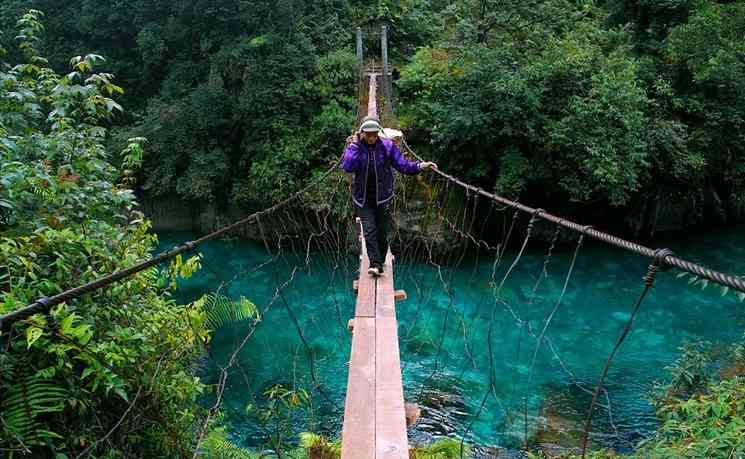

{"left": 2, "top": 0, "right": 743, "bottom": 234}
{"left": 1, "top": 1, "right": 744, "bottom": 458}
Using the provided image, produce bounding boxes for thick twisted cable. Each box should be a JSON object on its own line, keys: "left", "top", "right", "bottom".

{"left": 0, "top": 161, "right": 341, "bottom": 330}
{"left": 402, "top": 138, "right": 745, "bottom": 294}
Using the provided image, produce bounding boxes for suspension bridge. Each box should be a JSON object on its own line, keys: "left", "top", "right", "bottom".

{"left": 341, "top": 56, "right": 411, "bottom": 458}
{"left": 2, "top": 25, "right": 745, "bottom": 459}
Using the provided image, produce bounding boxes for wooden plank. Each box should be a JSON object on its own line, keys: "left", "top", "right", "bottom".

{"left": 341, "top": 317, "right": 375, "bottom": 459}
{"left": 375, "top": 316, "right": 408, "bottom": 458}
{"left": 375, "top": 251, "right": 396, "bottom": 319}
{"left": 355, "top": 224, "right": 375, "bottom": 317}
{"left": 367, "top": 73, "right": 379, "bottom": 118}
{"left": 375, "top": 250, "right": 408, "bottom": 458}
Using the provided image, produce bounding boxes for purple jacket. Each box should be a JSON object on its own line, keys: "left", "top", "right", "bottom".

{"left": 341, "top": 137, "right": 421, "bottom": 208}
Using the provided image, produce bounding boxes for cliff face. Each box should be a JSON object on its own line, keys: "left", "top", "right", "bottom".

{"left": 392, "top": 177, "right": 461, "bottom": 255}
{"left": 625, "top": 185, "right": 738, "bottom": 236}
{"left": 140, "top": 179, "right": 460, "bottom": 256}
{"left": 141, "top": 180, "right": 744, "bottom": 252}
{"left": 141, "top": 191, "right": 355, "bottom": 249}
{"left": 140, "top": 194, "right": 264, "bottom": 239}
{"left": 140, "top": 194, "right": 194, "bottom": 233}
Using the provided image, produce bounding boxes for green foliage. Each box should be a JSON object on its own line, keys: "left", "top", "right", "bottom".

{"left": 397, "top": 9, "right": 656, "bottom": 206}
{"left": 665, "top": 2, "right": 745, "bottom": 209}
{"left": 528, "top": 450, "right": 622, "bottom": 459}
{"left": 494, "top": 147, "right": 531, "bottom": 198}
{"left": 653, "top": 341, "right": 713, "bottom": 404}
{"left": 637, "top": 377, "right": 745, "bottom": 458}
{"left": 15, "top": 9, "right": 45, "bottom": 59}
{"left": 546, "top": 52, "right": 650, "bottom": 205}
{"left": 0, "top": 12, "right": 210, "bottom": 457}
{"left": 299, "top": 432, "right": 341, "bottom": 459}
{"left": 410, "top": 438, "right": 470, "bottom": 459}
{"left": 121, "top": 137, "right": 147, "bottom": 169}
{"left": 676, "top": 271, "right": 745, "bottom": 302}
{"left": 667, "top": 2, "right": 745, "bottom": 88}
{"left": 547, "top": 338, "right": 745, "bottom": 459}
{"left": 163, "top": 253, "right": 203, "bottom": 290}
{"left": 90, "top": 3, "right": 359, "bottom": 209}
{"left": 637, "top": 341, "right": 745, "bottom": 458}
{"left": 395, "top": 0, "right": 745, "bottom": 224}
{"left": 257, "top": 384, "right": 311, "bottom": 455}
{"left": 352, "top": 0, "right": 443, "bottom": 57}
{"left": 202, "top": 425, "right": 259, "bottom": 459}
{"left": 2, "top": 0, "right": 745, "bottom": 232}
{"left": 196, "top": 293, "right": 259, "bottom": 331}
{"left": 1, "top": 375, "right": 67, "bottom": 448}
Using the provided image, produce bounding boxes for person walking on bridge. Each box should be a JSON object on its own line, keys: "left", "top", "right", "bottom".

{"left": 341, "top": 117, "right": 437, "bottom": 277}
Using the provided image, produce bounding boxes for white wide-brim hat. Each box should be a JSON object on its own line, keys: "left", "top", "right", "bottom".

{"left": 381, "top": 128, "right": 403, "bottom": 139}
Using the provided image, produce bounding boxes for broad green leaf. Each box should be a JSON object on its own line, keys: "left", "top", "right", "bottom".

{"left": 26, "top": 325, "right": 43, "bottom": 348}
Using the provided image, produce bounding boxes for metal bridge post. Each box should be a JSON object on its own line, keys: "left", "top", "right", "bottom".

{"left": 381, "top": 25, "right": 393, "bottom": 113}
{"left": 356, "top": 27, "right": 363, "bottom": 68}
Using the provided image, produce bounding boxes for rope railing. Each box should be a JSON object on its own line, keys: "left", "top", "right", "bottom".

{"left": 373, "top": 46, "right": 743, "bottom": 294}
{"left": 401, "top": 138, "right": 745, "bottom": 294}
{"left": 0, "top": 161, "right": 341, "bottom": 331}
{"left": 370, "top": 53, "right": 744, "bottom": 457}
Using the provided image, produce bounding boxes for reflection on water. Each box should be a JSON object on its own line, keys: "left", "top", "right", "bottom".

{"left": 158, "top": 225, "right": 744, "bottom": 453}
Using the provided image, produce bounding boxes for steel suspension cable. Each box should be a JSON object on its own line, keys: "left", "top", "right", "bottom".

{"left": 580, "top": 250, "right": 671, "bottom": 457}
{"left": 0, "top": 161, "right": 341, "bottom": 331}
{"left": 401, "top": 138, "right": 745, "bottom": 294}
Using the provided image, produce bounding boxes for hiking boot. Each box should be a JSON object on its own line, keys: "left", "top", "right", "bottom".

{"left": 367, "top": 265, "right": 381, "bottom": 277}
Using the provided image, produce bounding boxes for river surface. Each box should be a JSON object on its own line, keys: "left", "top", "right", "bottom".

{"left": 159, "top": 225, "right": 744, "bottom": 454}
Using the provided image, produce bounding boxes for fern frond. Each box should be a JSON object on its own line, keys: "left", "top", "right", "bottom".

{"left": 206, "top": 438, "right": 257, "bottom": 459}
{"left": 411, "top": 438, "right": 470, "bottom": 459}
{"left": 676, "top": 271, "right": 745, "bottom": 302}
{"left": 201, "top": 427, "right": 258, "bottom": 459}
{"left": 31, "top": 186, "right": 55, "bottom": 203}
{"left": 299, "top": 432, "right": 341, "bottom": 459}
{"left": 201, "top": 293, "right": 258, "bottom": 331}
{"left": 1, "top": 374, "right": 66, "bottom": 447}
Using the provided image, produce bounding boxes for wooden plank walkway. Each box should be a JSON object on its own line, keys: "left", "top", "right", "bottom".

{"left": 341, "top": 65, "right": 408, "bottom": 458}
{"left": 341, "top": 229, "right": 408, "bottom": 458}
{"left": 367, "top": 71, "right": 379, "bottom": 119}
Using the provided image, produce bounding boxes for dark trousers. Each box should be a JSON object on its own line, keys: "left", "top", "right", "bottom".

{"left": 357, "top": 202, "right": 391, "bottom": 268}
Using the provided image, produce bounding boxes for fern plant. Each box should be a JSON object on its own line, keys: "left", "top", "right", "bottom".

{"left": 300, "top": 432, "right": 341, "bottom": 459}
{"left": 197, "top": 293, "right": 259, "bottom": 331}
{"left": 201, "top": 426, "right": 258, "bottom": 459}
{"left": 411, "top": 438, "right": 470, "bottom": 459}
{"left": 676, "top": 272, "right": 745, "bottom": 302}
{"left": 31, "top": 185, "right": 56, "bottom": 203}
{"left": 0, "top": 198, "right": 12, "bottom": 226}
{"left": 1, "top": 374, "right": 67, "bottom": 448}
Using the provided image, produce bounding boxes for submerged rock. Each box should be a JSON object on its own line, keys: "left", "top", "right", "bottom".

{"left": 528, "top": 385, "right": 588, "bottom": 457}
{"left": 610, "top": 311, "right": 632, "bottom": 323}
{"left": 416, "top": 388, "right": 470, "bottom": 437}
{"left": 473, "top": 445, "right": 529, "bottom": 458}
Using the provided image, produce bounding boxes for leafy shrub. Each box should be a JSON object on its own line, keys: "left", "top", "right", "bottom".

{"left": 300, "top": 432, "right": 341, "bottom": 459}
{"left": 637, "top": 377, "right": 745, "bottom": 458}
{"left": 0, "top": 11, "right": 209, "bottom": 457}
{"left": 410, "top": 438, "right": 470, "bottom": 459}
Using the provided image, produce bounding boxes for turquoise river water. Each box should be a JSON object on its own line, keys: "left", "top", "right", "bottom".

{"left": 159, "top": 225, "right": 744, "bottom": 454}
